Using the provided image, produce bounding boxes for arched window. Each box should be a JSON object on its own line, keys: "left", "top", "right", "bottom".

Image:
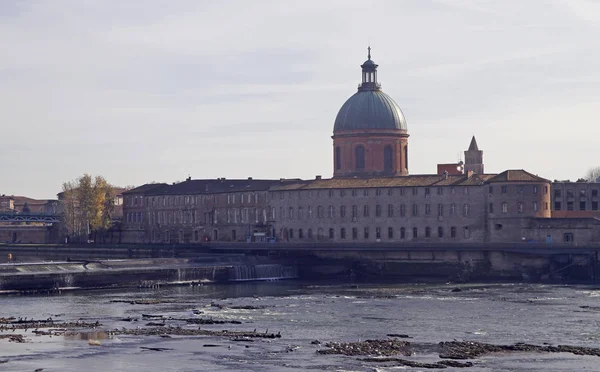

{"left": 308, "top": 228, "right": 313, "bottom": 239}
{"left": 317, "top": 206, "right": 324, "bottom": 218}
{"left": 335, "top": 146, "right": 342, "bottom": 170}
{"left": 317, "top": 227, "right": 324, "bottom": 239}
{"left": 355, "top": 145, "right": 365, "bottom": 169}
{"left": 400, "top": 227, "right": 406, "bottom": 239}
{"left": 404, "top": 145, "right": 408, "bottom": 170}
{"left": 425, "top": 227, "right": 431, "bottom": 238}
{"left": 340, "top": 205, "right": 346, "bottom": 218}
{"left": 328, "top": 205, "right": 335, "bottom": 218}
{"left": 375, "top": 204, "right": 382, "bottom": 217}
{"left": 288, "top": 207, "right": 294, "bottom": 219}
{"left": 363, "top": 205, "right": 370, "bottom": 217}
{"left": 298, "top": 206, "right": 303, "bottom": 220}
{"left": 384, "top": 145, "right": 393, "bottom": 172}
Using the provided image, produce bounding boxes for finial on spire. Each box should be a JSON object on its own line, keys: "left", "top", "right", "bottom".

{"left": 367, "top": 46, "right": 371, "bottom": 60}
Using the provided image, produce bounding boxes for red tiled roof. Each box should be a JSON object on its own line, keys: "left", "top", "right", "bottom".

{"left": 486, "top": 170, "right": 549, "bottom": 183}
{"left": 271, "top": 173, "right": 498, "bottom": 191}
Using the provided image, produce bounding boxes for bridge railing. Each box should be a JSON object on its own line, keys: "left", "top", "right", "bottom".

{"left": 0, "top": 213, "right": 61, "bottom": 223}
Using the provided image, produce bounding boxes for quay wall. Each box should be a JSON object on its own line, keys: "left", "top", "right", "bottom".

{"left": 297, "top": 249, "right": 597, "bottom": 282}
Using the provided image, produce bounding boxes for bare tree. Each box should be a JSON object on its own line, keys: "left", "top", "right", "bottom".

{"left": 585, "top": 167, "right": 600, "bottom": 182}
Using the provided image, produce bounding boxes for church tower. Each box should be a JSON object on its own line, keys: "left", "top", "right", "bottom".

{"left": 464, "top": 136, "right": 484, "bottom": 174}
{"left": 332, "top": 48, "right": 409, "bottom": 178}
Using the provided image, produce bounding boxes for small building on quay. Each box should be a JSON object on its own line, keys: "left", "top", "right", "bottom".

{"left": 0, "top": 194, "right": 60, "bottom": 244}
{"left": 121, "top": 49, "right": 600, "bottom": 248}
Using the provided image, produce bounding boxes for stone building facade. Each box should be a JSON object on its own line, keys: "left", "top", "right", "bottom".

{"left": 270, "top": 170, "right": 551, "bottom": 245}
{"left": 122, "top": 178, "right": 280, "bottom": 244}
{"left": 551, "top": 181, "right": 600, "bottom": 218}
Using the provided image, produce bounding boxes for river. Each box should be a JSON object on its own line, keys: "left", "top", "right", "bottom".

{"left": 2, "top": 280, "right": 600, "bottom": 371}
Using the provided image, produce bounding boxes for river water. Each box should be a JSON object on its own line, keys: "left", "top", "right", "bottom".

{"left": 2, "top": 281, "right": 600, "bottom": 371}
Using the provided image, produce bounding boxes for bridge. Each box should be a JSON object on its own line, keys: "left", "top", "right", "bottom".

{"left": 0, "top": 213, "right": 61, "bottom": 224}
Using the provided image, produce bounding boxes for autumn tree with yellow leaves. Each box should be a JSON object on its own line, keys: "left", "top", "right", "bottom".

{"left": 60, "top": 174, "right": 117, "bottom": 242}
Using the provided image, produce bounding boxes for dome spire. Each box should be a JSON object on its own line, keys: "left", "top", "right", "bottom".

{"left": 368, "top": 45, "right": 371, "bottom": 60}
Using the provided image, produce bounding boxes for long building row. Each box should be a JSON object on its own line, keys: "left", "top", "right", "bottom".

{"left": 121, "top": 170, "right": 600, "bottom": 247}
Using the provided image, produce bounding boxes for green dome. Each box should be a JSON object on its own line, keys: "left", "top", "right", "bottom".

{"left": 334, "top": 89, "right": 407, "bottom": 131}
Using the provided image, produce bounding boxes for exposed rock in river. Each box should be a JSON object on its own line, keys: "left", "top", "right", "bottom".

{"left": 318, "top": 339, "right": 410, "bottom": 356}
{"left": 439, "top": 341, "right": 600, "bottom": 359}
{"left": 360, "top": 357, "right": 473, "bottom": 369}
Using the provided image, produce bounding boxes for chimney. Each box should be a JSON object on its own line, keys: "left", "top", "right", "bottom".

{"left": 315, "top": 175, "right": 322, "bottom": 180}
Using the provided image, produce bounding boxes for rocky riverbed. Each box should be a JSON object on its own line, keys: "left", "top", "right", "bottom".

{"left": 3, "top": 282, "right": 600, "bottom": 371}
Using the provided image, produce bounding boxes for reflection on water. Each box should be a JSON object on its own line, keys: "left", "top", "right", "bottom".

{"left": 64, "top": 331, "right": 109, "bottom": 341}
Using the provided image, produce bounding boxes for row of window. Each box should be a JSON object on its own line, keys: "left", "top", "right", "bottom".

{"left": 490, "top": 185, "right": 548, "bottom": 195}
{"left": 554, "top": 201, "right": 599, "bottom": 211}
{"left": 226, "top": 193, "right": 260, "bottom": 205}
{"left": 225, "top": 208, "right": 268, "bottom": 224}
{"left": 491, "top": 201, "right": 547, "bottom": 214}
{"left": 285, "top": 226, "right": 470, "bottom": 240}
{"left": 554, "top": 189, "right": 599, "bottom": 198}
{"left": 127, "top": 193, "right": 266, "bottom": 209}
{"left": 127, "top": 194, "right": 216, "bottom": 208}
{"left": 273, "top": 187, "right": 473, "bottom": 200}
{"left": 279, "top": 203, "right": 472, "bottom": 220}
{"left": 334, "top": 144, "right": 403, "bottom": 172}
{"left": 126, "top": 212, "right": 144, "bottom": 224}
{"left": 128, "top": 208, "right": 271, "bottom": 227}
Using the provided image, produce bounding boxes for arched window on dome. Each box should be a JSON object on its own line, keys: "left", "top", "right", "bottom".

{"left": 335, "top": 146, "right": 342, "bottom": 170}
{"left": 384, "top": 145, "right": 393, "bottom": 173}
{"left": 355, "top": 145, "right": 365, "bottom": 170}
{"left": 404, "top": 145, "right": 408, "bottom": 170}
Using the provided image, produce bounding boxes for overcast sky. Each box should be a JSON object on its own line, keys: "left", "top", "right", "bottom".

{"left": 1, "top": 0, "right": 599, "bottom": 199}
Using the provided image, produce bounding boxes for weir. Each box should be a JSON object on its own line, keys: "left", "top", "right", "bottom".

{"left": 229, "top": 264, "right": 299, "bottom": 281}
{"left": 0, "top": 257, "right": 298, "bottom": 292}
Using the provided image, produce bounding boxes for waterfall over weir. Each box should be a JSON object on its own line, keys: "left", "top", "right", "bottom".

{"left": 228, "top": 264, "right": 298, "bottom": 282}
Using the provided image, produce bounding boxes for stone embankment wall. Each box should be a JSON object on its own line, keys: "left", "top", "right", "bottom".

{"left": 299, "top": 249, "right": 598, "bottom": 282}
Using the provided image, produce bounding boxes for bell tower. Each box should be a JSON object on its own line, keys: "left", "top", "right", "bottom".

{"left": 464, "top": 136, "right": 484, "bottom": 174}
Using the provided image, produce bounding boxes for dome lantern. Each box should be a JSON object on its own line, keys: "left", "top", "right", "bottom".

{"left": 359, "top": 46, "right": 381, "bottom": 91}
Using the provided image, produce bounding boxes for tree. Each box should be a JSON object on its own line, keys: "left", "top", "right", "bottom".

{"left": 60, "top": 174, "right": 118, "bottom": 242}
{"left": 585, "top": 167, "right": 600, "bottom": 182}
